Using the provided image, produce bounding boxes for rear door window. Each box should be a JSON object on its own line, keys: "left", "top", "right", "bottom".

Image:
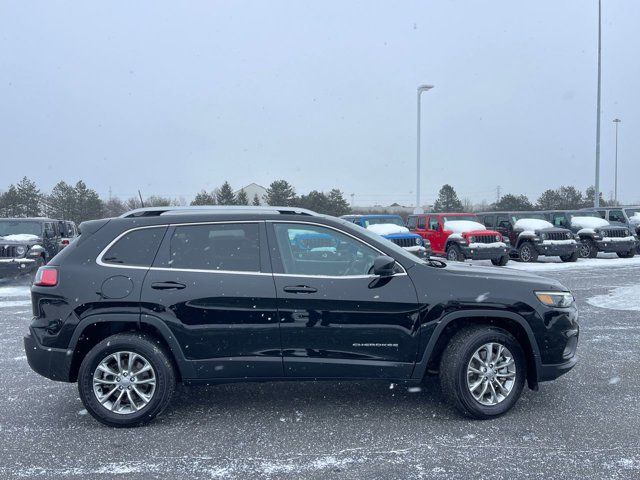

{"left": 102, "top": 227, "right": 166, "bottom": 267}
{"left": 406, "top": 216, "right": 417, "bottom": 229}
{"left": 167, "top": 223, "right": 260, "bottom": 272}
{"left": 428, "top": 217, "right": 439, "bottom": 230}
{"left": 608, "top": 210, "right": 625, "bottom": 223}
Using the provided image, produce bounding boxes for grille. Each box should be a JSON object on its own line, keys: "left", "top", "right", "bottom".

{"left": 0, "top": 245, "right": 17, "bottom": 258}
{"left": 546, "top": 231, "right": 568, "bottom": 241}
{"left": 391, "top": 237, "right": 416, "bottom": 248}
{"left": 602, "top": 229, "right": 627, "bottom": 238}
{"left": 473, "top": 235, "right": 498, "bottom": 244}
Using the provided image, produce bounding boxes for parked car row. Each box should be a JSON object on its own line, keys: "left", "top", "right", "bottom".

{"left": 0, "top": 217, "right": 78, "bottom": 277}
{"left": 347, "top": 208, "right": 640, "bottom": 266}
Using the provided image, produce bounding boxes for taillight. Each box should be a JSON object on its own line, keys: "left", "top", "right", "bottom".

{"left": 61, "top": 239, "right": 70, "bottom": 246}
{"left": 34, "top": 267, "right": 58, "bottom": 287}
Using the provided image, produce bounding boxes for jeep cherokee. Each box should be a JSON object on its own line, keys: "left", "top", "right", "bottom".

{"left": 24, "top": 206, "right": 579, "bottom": 427}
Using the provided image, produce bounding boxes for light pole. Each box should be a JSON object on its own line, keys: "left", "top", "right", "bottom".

{"left": 594, "top": 0, "right": 602, "bottom": 207}
{"left": 613, "top": 118, "right": 621, "bottom": 203}
{"left": 415, "top": 84, "right": 434, "bottom": 214}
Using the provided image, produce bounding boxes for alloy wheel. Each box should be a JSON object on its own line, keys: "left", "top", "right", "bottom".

{"left": 466, "top": 342, "right": 516, "bottom": 406}
{"left": 92, "top": 351, "right": 157, "bottom": 415}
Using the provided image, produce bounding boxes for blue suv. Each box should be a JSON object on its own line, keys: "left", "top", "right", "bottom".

{"left": 341, "top": 214, "right": 431, "bottom": 258}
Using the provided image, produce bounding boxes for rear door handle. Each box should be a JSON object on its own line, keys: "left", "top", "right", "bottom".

{"left": 283, "top": 285, "right": 318, "bottom": 294}
{"left": 151, "top": 281, "right": 186, "bottom": 290}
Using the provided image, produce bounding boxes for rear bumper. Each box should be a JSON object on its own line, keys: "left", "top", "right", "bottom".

{"left": 460, "top": 245, "right": 509, "bottom": 260}
{"left": 24, "top": 330, "right": 72, "bottom": 382}
{"left": 0, "top": 258, "right": 38, "bottom": 276}
{"left": 595, "top": 239, "right": 636, "bottom": 253}
{"left": 534, "top": 242, "right": 578, "bottom": 257}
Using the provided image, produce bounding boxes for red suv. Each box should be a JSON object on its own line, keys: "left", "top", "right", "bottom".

{"left": 407, "top": 213, "right": 510, "bottom": 265}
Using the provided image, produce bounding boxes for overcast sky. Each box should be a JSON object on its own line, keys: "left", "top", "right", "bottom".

{"left": 1, "top": 1, "right": 638, "bottom": 206}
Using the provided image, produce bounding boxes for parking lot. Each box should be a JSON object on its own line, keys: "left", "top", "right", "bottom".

{"left": 1, "top": 256, "right": 639, "bottom": 479}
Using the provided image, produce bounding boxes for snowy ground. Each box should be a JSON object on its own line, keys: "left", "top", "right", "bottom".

{"left": 1, "top": 261, "right": 639, "bottom": 479}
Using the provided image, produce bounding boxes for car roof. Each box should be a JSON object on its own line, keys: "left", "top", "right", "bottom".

{"left": 0, "top": 217, "right": 57, "bottom": 222}
{"left": 340, "top": 214, "right": 401, "bottom": 219}
{"left": 120, "top": 205, "right": 317, "bottom": 218}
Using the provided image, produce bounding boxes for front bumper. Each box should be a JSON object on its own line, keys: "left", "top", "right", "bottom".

{"left": 24, "top": 330, "right": 72, "bottom": 382}
{"left": 403, "top": 245, "right": 431, "bottom": 258}
{"left": 595, "top": 238, "right": 636, "bottom": 253}
{"left": 460, "top": 245, "right": 509, "bottom": 260}
{"left": 534, "top": 241, "right": 579, "bottom": 257}
{"left": 538, "top": 356, "right": 578, "bottom": 382}
{"left": 0, "top": 258, "right": 38, "bottom": 276}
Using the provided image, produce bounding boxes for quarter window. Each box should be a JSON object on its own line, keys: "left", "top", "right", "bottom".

{"left": 103, "top": 227, "right": 166, "bottom": 266}
{"left": 417, "top": 217, "right": 426, "bottom": 229}
{"left": 168, "top": 223, "right": 260, "bottom": 272}
{"left": 608, "top": 210, "right": 625, "bottom": 223}
{"left": 428, "top": 217, "right": 439, "bottom": 230}
{"left": 273, "top": 223, "right": 381, "bottom": 277}
{"left": 407, "top": 216, "right": 417, "bottom": 229}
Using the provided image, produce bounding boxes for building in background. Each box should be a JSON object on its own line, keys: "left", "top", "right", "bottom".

{"left": 235, "top": 183, "right": 267, "bottom": 205}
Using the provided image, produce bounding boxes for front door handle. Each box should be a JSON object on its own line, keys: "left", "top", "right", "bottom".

{"left": 283, "top": 285, "right": 318, "bottom": 294}
{"left": 151, "top": 281, "right": 186, "bottom": 290}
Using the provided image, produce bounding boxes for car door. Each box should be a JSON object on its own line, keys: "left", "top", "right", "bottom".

{"left": 425, "top": 216, "right": 442, "bottom": 253}
{"left": 267, "top": 221, "right": 421, "bottom": 379}
{"left": 495, "top": 215, "right": 514, "bottom": 244}
{"left": 141, "top": 221, "right": 282, "bottom": 379}
{"left": 42, "top": 222, "right": 59, "bottom": 258}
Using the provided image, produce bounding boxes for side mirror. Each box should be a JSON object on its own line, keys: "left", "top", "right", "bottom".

{"left": 373, "top": 255, "right": 396, "bottom": 276}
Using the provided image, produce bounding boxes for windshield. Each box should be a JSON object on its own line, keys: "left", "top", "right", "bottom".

{"left": 442, "top": 215, "right": 478, "bottom": 223}
{"left": 625, "top": 208, "right": 640, "bottom": 219}
{"left": 0, "top": 220, "right": 42, "bottom": 237}
{"left": 362, "top": 216, "right": 405, "bottom": 227}
{"left": 511, "top": 213, "right": 545, "bottom": 222}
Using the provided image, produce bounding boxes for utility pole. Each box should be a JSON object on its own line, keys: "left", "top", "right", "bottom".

{"left": 594, "top": 0, "right": 602, "bottom": 207}
{"left": 415, "top": 84, "right": 434, "bottom": 214}
{"left": 613, "top": 118, "right": 621, "bottom": 203}
{"left": 496, "top": 186, "right": 501, "bottom": 203}
{"left": 350, "top": 193, "right": 355, "bottom": 207}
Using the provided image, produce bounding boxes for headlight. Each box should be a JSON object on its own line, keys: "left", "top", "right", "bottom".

{"left": 623, "top": 229, "right": 629, "bottom": 236}
{"left": 469, "top": 236, "right": 476, "bottom": 243}
{"left": 535, "top": 291, "right": 575, "bottom": 308}
{"left": 540, "top": 233, "right": 547, "bottom": 240}
{"left": 415, "top": 237, "right": 422, "bottom": 246}
{"left": 566, "top": 231, "right": 572, "bottom": 239}
{"left": 15, "top": 246, "right": 27, "bottom": 256}
{"left": 495, "top": 234, "right": 501, "bottom": 242}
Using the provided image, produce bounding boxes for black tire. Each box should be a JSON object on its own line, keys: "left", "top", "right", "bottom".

{"left": 446, "top": 244, "right": 464, "bottom": 262}
{"left": 517, "top": 242, "right": 538, "bottom": 263}
{"left": 78, "top": 333, "right": 176, "bottom": 428}
{"left": 617, "top": 249, "right": 635, "bottom": 258}
{"left": 440, "top": 326, "right": 526, "bottom": 419}
{"left": 578, "top": 239, "right": 598, "bottom": 259}
{"left": 560, "top": 251, "right": 579, "bottom": 262}
{"left": 491, "top": 255, "right": 509, "bottom": 266}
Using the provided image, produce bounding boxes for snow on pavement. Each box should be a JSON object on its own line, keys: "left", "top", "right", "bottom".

{"left": 476, "top": 253, "right": 640, "bottom": 272}
{"left": 0, "top": 284, "right": 31, "bottom": 308}
{"left": 587, "top": 285, "right": 640, "bottom": 312}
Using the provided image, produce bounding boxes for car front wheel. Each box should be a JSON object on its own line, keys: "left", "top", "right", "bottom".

{"left": 517, "top": 242, "right": 538, "bottom": 263}
{"left": 439, "top": 326, "right": 526, "bottom": 419}
{"left": 78, "top": 333, "right": 176, "bottom": 427}
{"left": 579, "top": 239, "right": 598, "bottom": 258}
{"left": 446, "top": 244, "right": 464, "bottom": 262}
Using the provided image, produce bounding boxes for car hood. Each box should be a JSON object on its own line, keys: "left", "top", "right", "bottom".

{"left": 0, "top": 236, "right": 43, "bottom": 246}
{"left": 436, "top": 261, "right": 565, "bottom": 290}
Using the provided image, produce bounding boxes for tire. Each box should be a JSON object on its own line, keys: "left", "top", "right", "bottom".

{"left": 491, "top": 255, "right": 509, "bottom": 266}
{"left": 560, "top": 251, "right": 579, "bottom": 262}
{"left": 78, "top": 333, "right": 176, "bottom": 428}
{"left": 617, "top": 249, "right": 635, "bottom": 258}
{"left": 446, "top": 244, "right": 464, "bottom": 262}
{"left": 439, "top": 326, "right": 526, "bottom": 419}
{"left": 578, "top": 239, "right": 598, "bottom": 259}
{"left": 517, "top": 242, "right": 538, "bottom": 263}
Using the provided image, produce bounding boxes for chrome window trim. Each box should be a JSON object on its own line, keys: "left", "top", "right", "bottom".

{"left": 96, "top": 221, "right": 264, "bottom": 274}
{"left": 268, "top": 219, "right": 408, "bottom": 277}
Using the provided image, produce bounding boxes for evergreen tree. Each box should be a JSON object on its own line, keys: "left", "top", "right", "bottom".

{"left": 252, "top": 193, "right": 261, "bottom": 206}
{"left": 584, "top": 186, "right": 608, "bottom": 208}
{"left": 557, "top": 186, "right": 584, "bottom": 210}
{"left": 264, "top": 180, "right": 296, "bottom": 206}
{"left": 326, "top": 189, "right": 351, "bottom": 216}
{"left": 216, "top": 181, "right": 236, "bottom": 205}
{"left": 15, "top": 177, "right": 42, "bottom": 216}
{"left": 235, "top": 189, "right": 249, "bottom": 205}
{"left": 47, "top": 181, "right": 76, "bottom": 220}
{"left": 494, "top": 194, "right": 534, "bottom": 211}
{"left": 0, "top": 185, "right": 22, "bottom": 217}
{"left": 72, "top": 181, "right": 104, "bottom": 223}
{"left": 433, "top": 184, "right": 463, "bottom": 212}
{"left": 191, "top": 190, "right": 216, "bottom": 206}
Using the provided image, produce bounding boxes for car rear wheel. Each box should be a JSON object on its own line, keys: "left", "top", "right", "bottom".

{"left": 446, "top": 244, "right": 464, "bottom": 262}
{"left": 517, "top": 242, "right": 538, "bottom": 263}
{"left": 78, "top": 333, "right": 176, "bottom": 428}
{"left": 579, "top": 239, "right": 598, "bottom": 258}
{"left": 491, "top": 255, "right": 509, "bottom": 266}
{"left": 439, "top": 326, "right": 526, "bottom": 419}
{"left": 560, "top": 251, "right": 579, "bottom": 262}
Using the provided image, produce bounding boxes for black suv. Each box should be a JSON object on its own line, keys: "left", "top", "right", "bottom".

{"left": 0, "top": 218, "right": 64, "bottom": 276}
{"left": 543, "top": 210, "right": 637, "bottom": 258}
{"left": 24, "top": 206, "right": 579, "bottom": 427}
{"left": 476, "top": 212, "right": 579, "bottom": 263}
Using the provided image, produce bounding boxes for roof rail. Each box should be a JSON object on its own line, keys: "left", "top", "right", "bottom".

{"left": 119, "top": 205, "right": 318, "bottom": 218}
